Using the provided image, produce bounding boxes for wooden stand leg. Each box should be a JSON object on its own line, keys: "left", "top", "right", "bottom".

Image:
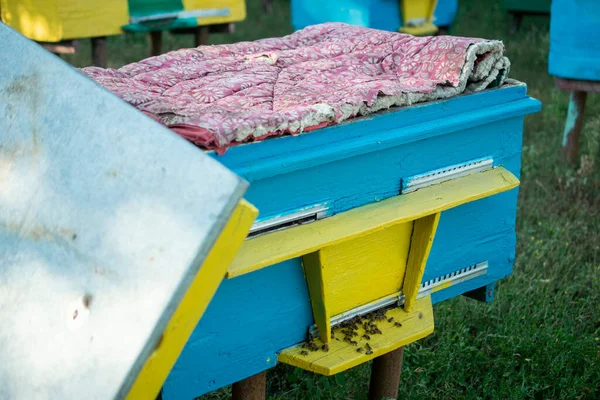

{"left": 91, "top": 36, "right": 107, "bottom": 67}
{"left": 264, "top": 0, "right": 273, "bottom": 13}
{"left": 509, "top": 12, "right": 523, "bottom": 34}
{"left": 562, "top": 91, "right": 588, "bottom": 163}
{"left": 368, "top": 347, "right": 404, "bottom": 400}
{"left": 194, "top": 26, "right": 210, "bottom": 47}
{"left": 232, "top": 371, "right": 267, "bottom": 400}
{"left": 149, "top": 31, "right": 163, "bottom": 56}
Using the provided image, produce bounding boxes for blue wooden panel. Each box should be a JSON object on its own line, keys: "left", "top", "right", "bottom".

{"left": 290, "top": 0, "right": 457, "bottom": 31}
{"left": 549, "top": 0, "right": 600, "bottom": 81}
{"left": 163, "top": 87, "right": 540, "bottom": 398}
{"left": 213, "top": 115, "right": 527, "bottom": 224}
{"left": 163, "top": 259, "right": 314, "bottom": 399}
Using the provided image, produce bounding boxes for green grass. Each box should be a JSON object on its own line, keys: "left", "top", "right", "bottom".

{"left": 64, "top": 0, "right": 600, "bottom": 398}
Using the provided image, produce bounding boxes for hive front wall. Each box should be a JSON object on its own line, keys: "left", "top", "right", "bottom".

{"left": 161, "top": 85, "right": 541, "bottom": 399}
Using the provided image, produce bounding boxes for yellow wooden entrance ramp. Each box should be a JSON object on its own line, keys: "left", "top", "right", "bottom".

{"left": 279, "top": 296, "right": 434, "bottom": 375}
{"left": 228, "top": 167, "right": 519, "bottom": 375}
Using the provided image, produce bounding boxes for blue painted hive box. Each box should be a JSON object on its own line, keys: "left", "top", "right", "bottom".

{"left": 291, "top": 0, "right": 457, "bottom": 33}
{"left": 77, "top": 24, "right": 541, "bottom": 398}
{"left": 159, "top": 82, "right": 540, "bottom": 399}
{"left": 549, "top": 0, "right": 600, "bottom": 82}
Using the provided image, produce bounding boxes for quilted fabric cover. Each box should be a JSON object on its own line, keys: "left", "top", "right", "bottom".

{"left": 82, "top": 23, "right": 511, "bottom": 153}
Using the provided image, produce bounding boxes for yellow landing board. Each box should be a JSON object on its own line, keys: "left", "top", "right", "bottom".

{"left": 228, "top": 167, "right": 519, "bottom": 278}
{"left": 279, "top": 296, "right": 434, "bottom": 376}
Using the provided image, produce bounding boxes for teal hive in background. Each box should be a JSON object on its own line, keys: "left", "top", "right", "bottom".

{"left": 548, "top": 0, "right": 600, "bottom": 163}
{"left": 291, "top": 0, "right": 458, "bottom": 32}
{"left": 549, "top": 0, "right": 600, "bottom": 81}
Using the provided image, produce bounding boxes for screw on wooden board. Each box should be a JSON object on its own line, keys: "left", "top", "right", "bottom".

{"left": 368, "top": 347, "right": 405, "bottom": 400}
{"left": 232, "top": 370, "right": 266, "bottom": 400}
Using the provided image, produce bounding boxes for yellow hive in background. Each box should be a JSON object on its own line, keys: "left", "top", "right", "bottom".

{"left": 183, "top": 0, "right": 246, "bottom": 26}
{"left": 0, "top": 0, "right": 129, "bottom": 41}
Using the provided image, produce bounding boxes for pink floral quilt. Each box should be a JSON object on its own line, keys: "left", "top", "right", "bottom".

{"left": 82, "top": 23, "right": 510, "bottom": 153}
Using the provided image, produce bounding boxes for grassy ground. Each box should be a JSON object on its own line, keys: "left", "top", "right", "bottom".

{"left": 66, "top": 0, "right": 599, "bottom": 398}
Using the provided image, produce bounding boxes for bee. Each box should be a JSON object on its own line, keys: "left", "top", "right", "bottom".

{"left": 349, "top": 340, "right": 358, "bottom": 346}
{"left": 394, "top": 322, "right": 403, "bottom": 327}
{"left": 388, "top": 317, "right": 394, "bottom": 323}
{"left": 365, "top": 343, "right": 372, "bottom": 351}
{"left": 321, "top": 344, "right": 329, "bottom": 352}
{"left": 344, "top": 337, "right": 352, "bottom": 343}
{"left": 357, "top": 347, "right": 364, "bottom": 353}
{"left": 366, "top": 349, "right": 373, "bottom": 355}
{"left": 419, "top": 312, "right": 423, "bottom": 319}
{"left": 362, "top": 334, "right": 371, "bottom": 340}
{"left": 300, "top": 350, "right": 309, "bottom": 356}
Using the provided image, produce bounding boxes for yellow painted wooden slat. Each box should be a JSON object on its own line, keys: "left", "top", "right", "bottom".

{"left": 320, "top": 221, "right": 413, "bottom": 317}
{"left": 127, "top": 199, "right": 258, "bottom": 400}
{"left": 403, "top": 213, "right": 440, "bottom": 312}
{"left": 302, "top": 252, "right": 331, "bottom": 343}
{"left": 1, "top": 0, "right": 128, "bottom": 42}
{"left": 182, "top": 0, "right": 246, "bottom": 26}
{"left": 228, "top": 167, "right": 519, "bottom": 278}
{"left": 278, "top": 295, "right": 434, "bottom": 376}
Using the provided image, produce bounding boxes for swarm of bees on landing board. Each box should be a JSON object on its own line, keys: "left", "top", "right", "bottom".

{"left": 298, "top": 306, "right": 404, "bottom": 357}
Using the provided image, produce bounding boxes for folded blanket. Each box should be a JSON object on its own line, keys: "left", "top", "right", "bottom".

{"left": 82, "top": 23, "right": 510, "bottom": 153}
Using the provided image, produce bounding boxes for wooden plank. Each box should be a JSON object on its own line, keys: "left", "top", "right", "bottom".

{"left": 127, "top": 200, "right": 257, "bottom": 400}
{"left": 227, "top": 167, "right": 520, "bottom": 278}
{"left": 278, "top": 296, "right": 434, "bottom": 376}
{"left": 320, "top": 222, "right": 413, "bottom": 317}
{"left": 561, "top": 91, "right": 588, "bottom": 163}
{"left": 303, "top": 252, "right": 331, "bottom": 343}
{"left": 38, "top": 40, "right": 80, "bottom": 54}
{"left": 555, "top": 78, "right": 600, "bottom": 93}
{"left": 403, "top": 213, "right": 440, "bottom": 312}
{"left": 368, "top": 347, "right": 404, "bottom": 400}
{"left": 91, "top": 37, "right": 107, "bottom": 67}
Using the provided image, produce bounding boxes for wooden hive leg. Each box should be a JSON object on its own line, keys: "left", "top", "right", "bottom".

{"left": 232, "top": 371, "right": 267, "bottom": 400}
{"left": 149, "top": 31, "right": 163, "bottom": 56}
{"left": 509, "top": 12, "right": 523, "bottom": 34}
{"left": 194, "top": 26, "right": 210, "bottom": 47}
{"left": 368, "top": 347, "right": 405, "bottom": 400}
{"left": 562, "top": 91, "right": 588, "bottom": 164}
{"left": 91, "top": 37, "right": 107, "bottom": 67}
{"left": 264, "top": 0, "right": 273, "bottom": 13}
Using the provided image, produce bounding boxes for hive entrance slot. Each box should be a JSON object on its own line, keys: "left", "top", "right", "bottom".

{"left": 248, "top": 205, "right": 327, "bottom": 239}
{"left": 401, "top": 157, "right": 494, "bottom": 194}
